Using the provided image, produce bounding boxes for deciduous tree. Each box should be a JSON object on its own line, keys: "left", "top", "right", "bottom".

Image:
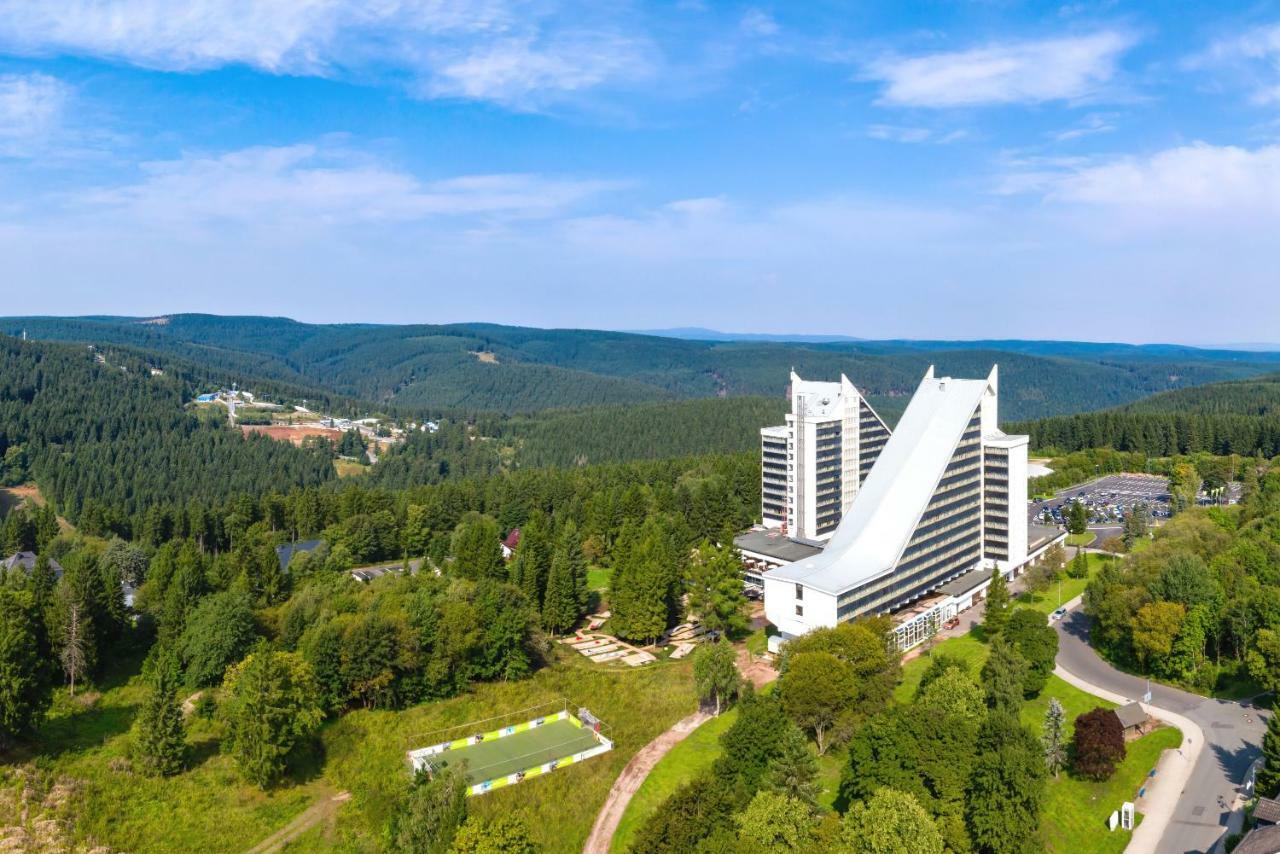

{"left": 1072, "top": 707, "right": 1126, "bottom": 782}
{"left": 734, "top": 790, "right": 815, "bottom": 853}
{"left": 219, "top": 649, "right": 324, "bottom": 787}
{"left": 692, "top": 640, "right": 741, "bottom": 716}
{"left": 179, "top": 591, "right": 257, "bottom": 687}
{"left": 449, "top": 815, "right": 537, "bottom": 854}
{"left": 391, "top": 766, "right": 469, "bottom": 854}
{"left": 840, "top": 787, "right": 944, "bottom": 854}
{"left": 780, "top": 651, "right": 855, "bottom": 754}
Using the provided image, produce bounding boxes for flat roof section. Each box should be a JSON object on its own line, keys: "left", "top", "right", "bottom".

{"left": 735, "top": 530, "right": 824, "bottom": 564}
{"left": 935, "top": 567, "right": 993, "bottom": 598}
{"left": 1029, "top": 524, "right": 1061, "bottom": 551}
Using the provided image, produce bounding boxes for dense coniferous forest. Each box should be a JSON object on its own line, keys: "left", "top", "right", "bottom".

{"left": 1014, "top": 375, "right": 1280, "bottom": 457}
{"left": 492, "top": 397, "right": 790, "bottom": 468}
{"left": 0, "top": 336, "right": 336, "bottom": 533}
{"left": 6, "top": 314, "right": 1276, "bottom": 420}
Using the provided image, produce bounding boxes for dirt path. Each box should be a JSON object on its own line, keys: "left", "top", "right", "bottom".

{"left": 582, "top": 711, "right": 711, "bottom": 854}
{"left": 243, "top": 788, "right": 350, "bottom": 854}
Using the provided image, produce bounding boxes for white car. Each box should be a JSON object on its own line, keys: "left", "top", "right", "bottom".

{"left": 1050, "top": 607, "right": 1068, "bottom": 622}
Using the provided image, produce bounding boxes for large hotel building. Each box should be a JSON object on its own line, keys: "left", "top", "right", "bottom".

{"left": 754, "top": 366, "right": 1061, "bottom": 650}
{"left": 759, "top": 372, "right": 892, "bottom": 542}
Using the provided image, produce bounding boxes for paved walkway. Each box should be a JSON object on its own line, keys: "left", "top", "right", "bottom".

{"left": 1053, "top": 597, "right": 1269, "bottom": 854}
{"left": 582, "top": 710, "right": 711, "bottom": 854}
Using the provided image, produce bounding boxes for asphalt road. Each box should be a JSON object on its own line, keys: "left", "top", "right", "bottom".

{"left": 1055, "top": 609, "right": 1269, "bottom": 854}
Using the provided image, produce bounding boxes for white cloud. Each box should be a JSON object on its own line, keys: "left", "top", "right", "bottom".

{"left": 0, "top": 0, "right": 655, "bottom": 109}
{"left": 1188, "top": 23, "right": 1280, "bottom": 104}
{"left": 424, "top": 30, "right": 654, "bottom": 103}
{"left": 739, "top": 10, "right": 779, "bottom": 38}
{"left": 0, "top": 72, "right": 70, "bottom": 156}
{"left": 1051, "top": 112, "right": 1116, "bottom": 141}
{"left": 1047, "top": 143, "right": 1280, "bottom": 214}
{"left": 998, "top": 142, "right": 1280, "bottom": 229}
{"left": 51, "top": 142, "right": 616, "bottom": 230}
{"left": 867, "top": 124, "right": 932, "bottom": 143}
{"left": 865, "top": 124, "right": 969, "bottom": 144}
{"left": 867, "top": 31, "right": 1134, "bottom": 108}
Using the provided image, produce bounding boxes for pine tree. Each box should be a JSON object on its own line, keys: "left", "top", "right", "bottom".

{"left": 60, "top": 600, "right": 88, "bottom": 697}
{"left": 1042, "top": 698, "right": 1066, "bottom": 778}
{"left": 541, "top": 543, "right": 579, "bottom": 635}
{"left": 983, "top": 570, "right": 1011, "bottom": 636}
{"left": 1256, "top": 711, "right": 1280, "bottom": 798}
{"left": 980, "top": 637, "right": 1028, "bottom": 716}
{"left": 765, "top": 725, "right": 820, "bottom": 811}
{"left": 558, "top": 520, "right": 589, "bottom": 613}
{"left": 133, "top": 650, "right": 187, "bottom": 776}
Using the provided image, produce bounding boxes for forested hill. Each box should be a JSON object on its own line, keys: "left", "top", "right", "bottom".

{"left": 4, "top": 314, "right": 1277, "bottom": 421}
{"left": 0, "top": 335, "right": 335, "bottom": 533}
{"left": 1120, "top": 374, "right": 1280, "bottom": 415}
{"left": 1012, "top": 374, "right": 1280, "bottom": 457}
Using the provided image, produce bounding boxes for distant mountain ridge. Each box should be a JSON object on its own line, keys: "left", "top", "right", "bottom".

{"left": 4, "top": 314, "right": 1278, "bottom": 421}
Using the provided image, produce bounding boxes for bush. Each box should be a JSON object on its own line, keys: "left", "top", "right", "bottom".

{"left": 1072, "top": 708, "right": 1125, "bottom": 781}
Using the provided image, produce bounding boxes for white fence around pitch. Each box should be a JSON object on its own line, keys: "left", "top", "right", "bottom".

{"left": 405, "top": 709, "right": 615, "bottom": 797}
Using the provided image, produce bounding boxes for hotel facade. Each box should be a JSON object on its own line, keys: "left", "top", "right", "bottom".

{"left": 760, "top": 372, "right": 892, "bottom": 542}
{"left": 763, "top": 366, "right": 1050, "bottom": 648}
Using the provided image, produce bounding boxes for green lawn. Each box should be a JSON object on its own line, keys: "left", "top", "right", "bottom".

{"left": 8, "top": 647, "right": 697, "bottom": 854}
{"left": 429, "top": 717, "right": 602, "bottom": 784}
{"left": 1066, "top": 532, "right": 1096, "bottom": 547}
{"left": 1014, "top": 553, "right": 1109, "bottom": 614}
{"left": 5, "top": 658, "right": 328, "bottom": 854}
{"left": 895, "top": 625, "right": 1184, "bottom": 853}
{"left": 587, "top": 566, "right": 613, "bottom": 592}
{"left": 322, "top": 654, "right": 697, "bottom": 853}
{"left": 1041, "top": 726, "right": 1182, "bottom": 853}
{"left": 609, "top": 707, "right": 740, "bottom": 853}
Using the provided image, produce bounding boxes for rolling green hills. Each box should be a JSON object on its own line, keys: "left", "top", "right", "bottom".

{"left": 4, "top": 315, "right": 1277, "bottom": 421}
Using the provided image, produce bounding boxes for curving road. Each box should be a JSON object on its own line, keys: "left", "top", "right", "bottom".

{"left": 1054, "top": 607, "right": 1269, "bottom": 854}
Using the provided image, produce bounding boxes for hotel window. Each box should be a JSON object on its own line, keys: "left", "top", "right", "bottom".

{"left": 795, "top": 604, "right": 804, "bottom": 617}
{"left": 795, "top": 584, "right": 804, "bottom": 600}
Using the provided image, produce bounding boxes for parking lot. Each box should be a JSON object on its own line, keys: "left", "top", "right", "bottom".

{"left": 1031, "top": 473, "right": 1172, "bottom": 527}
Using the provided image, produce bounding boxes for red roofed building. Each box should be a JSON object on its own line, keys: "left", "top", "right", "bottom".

{"left": 501, "top": 528, "right": 521, "bottom": 560}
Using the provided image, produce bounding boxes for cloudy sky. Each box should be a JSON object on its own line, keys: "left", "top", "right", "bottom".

{"left": 1, "top": 1, "right": 1278, "bottom": 343}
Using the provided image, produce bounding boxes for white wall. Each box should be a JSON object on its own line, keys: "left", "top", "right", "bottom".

{"left": 763, "top": 576, "right": 838, "bottom": 638}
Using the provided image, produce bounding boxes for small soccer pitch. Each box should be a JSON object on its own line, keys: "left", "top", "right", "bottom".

{"left": 406, "top": 702, "right": 613, "bottom": 796}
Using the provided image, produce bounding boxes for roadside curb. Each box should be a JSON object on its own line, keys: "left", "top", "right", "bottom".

{"left": 1052, "top": 663, "right": 1202, "bottom": 854}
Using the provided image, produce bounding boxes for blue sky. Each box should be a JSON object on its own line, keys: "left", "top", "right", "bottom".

{"left": 1, "top": 1, "right": 1278, "bottom": 343}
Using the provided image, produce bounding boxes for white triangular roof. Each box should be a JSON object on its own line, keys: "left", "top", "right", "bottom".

{"left": 768, "top": 368, "right": 992, "bottom": 596}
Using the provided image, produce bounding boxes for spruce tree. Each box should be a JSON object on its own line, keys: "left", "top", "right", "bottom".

{"left": 980, "top": 637, "right": 1028, "bottom": 716}
{"left": 983, "top": 570, "right": 1011, "bottom": 636}
{"left": 133, "top": 650, "right": 187, "bottom": 776}
{"left": 1042, "top": 698, "right": 1066, "bottom": 778}
{"left": 765, "top": 725, "right": 820, "bottom": 810}
{"left": 1256, "top": 711, "right": 1280, "bottom": 798}
{"left": 541, "top": 544, "right": 579, "bottom": 635}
